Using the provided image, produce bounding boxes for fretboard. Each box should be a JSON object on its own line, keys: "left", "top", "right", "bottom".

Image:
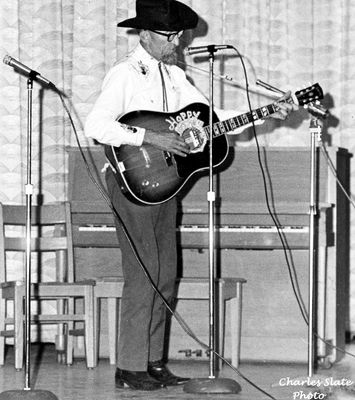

{"left": 204, "top": 102, "right": 280, "bottom": 139}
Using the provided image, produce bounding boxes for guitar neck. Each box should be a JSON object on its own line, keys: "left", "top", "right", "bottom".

{"left": 202, "top": 83, "right": 324, "bottom": 138}
{"left": 204, "top": 102, "right": 281, "bottom": 139}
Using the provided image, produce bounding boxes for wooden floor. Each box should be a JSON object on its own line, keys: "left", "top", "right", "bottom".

{"left": 0, "top": 343, "right": 354, "bottom": 400}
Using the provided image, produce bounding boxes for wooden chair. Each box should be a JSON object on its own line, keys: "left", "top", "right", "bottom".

{"left": 94, "top": 276, "right": 246, "bottom": 367}
{"left": 0, "top": 202, "right": 96, "bottom": 370}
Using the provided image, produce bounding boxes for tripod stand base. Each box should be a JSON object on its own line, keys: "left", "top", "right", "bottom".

{"left": 183, "top": 377, "right": 241, "bottom": 394}
{"left": 0, "top": 390, "right": 58, "bottom": 400}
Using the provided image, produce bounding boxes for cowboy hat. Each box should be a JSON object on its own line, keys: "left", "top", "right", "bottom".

{"left": 117, "top": 0, "right": 198, "bottom": 31}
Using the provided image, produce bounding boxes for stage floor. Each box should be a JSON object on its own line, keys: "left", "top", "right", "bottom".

{"left": 0, "top": 343, "right": 354, "bottom": 400}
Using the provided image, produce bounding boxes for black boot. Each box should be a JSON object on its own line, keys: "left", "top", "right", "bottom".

{"left": 115, "top": 367, "right": 165, "bottom": 391}
{"left": 148, "top": 360, "right": 190, "bottom": 386}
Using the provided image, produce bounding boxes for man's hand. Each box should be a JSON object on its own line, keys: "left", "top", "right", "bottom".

{"left": 143, "top": 129, "right": 190, "bottom": 157}
{"left": 271, "top": 90, "right": 299, "bottom": 120}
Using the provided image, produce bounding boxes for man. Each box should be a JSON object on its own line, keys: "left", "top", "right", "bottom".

{"left": 85, "top": 0, "right": 297, "bottom": 391}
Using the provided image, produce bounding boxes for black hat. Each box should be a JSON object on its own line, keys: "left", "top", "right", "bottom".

{"left": 117, "top": 0, "right": 198, "bottom": 31}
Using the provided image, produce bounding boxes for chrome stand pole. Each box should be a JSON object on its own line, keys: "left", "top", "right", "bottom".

{"left": 184, "top": 47, "right": 241, "bottom": 394}
{"left": 308, "top": 117, "right": 322, "bottom": 377}
{"left": 0, "top": 78, "right": 59, "bottom": 400}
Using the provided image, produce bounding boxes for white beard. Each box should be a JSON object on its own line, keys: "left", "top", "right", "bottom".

{"left": 161, "top": 44, "right": 178, "bottom": 65}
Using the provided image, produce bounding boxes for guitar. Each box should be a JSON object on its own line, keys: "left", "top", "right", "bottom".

{"left": 105, "top": 83, "right": 323, "bottom": 205}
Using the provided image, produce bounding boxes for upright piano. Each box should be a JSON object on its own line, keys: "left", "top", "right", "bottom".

{"left": 68, "top": 145, "right": 350, "bottom": 364}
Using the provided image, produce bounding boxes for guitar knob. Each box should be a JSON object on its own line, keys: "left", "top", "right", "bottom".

{"left": 142, "top": 179, "right": 150, "bottom": 187}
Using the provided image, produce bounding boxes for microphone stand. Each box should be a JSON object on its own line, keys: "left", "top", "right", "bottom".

{"left": 307, "top": 116, "right": 323, "bottom": 377}
{"left": 0, "top": 77, "right": 58, "bottom": 400}
{"left": 256, "top": 79, "right": 332, "bottom": 382}
{"left": 184, "top": 47, "right": 241, "bottom": 394}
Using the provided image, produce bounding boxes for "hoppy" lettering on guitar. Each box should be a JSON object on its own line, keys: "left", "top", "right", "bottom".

{"left": 165, "top": 110, "right": 203, "bottom": 134}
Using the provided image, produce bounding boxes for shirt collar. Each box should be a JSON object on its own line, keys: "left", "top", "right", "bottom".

{"left": 131, "top": 43, "right": 160, "bottom": 69}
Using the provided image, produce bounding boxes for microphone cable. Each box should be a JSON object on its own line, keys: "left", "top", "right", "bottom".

{"left": 179, "top": 58, "right": 309, "bottom": 325}
{"left": 9, "top": 53, "right": 353, "bottom": 396}
{"left": 230, "top": 45, "right": 355, "bottom": 364}
{"left": 56, "top": 84, "right": 281, "bottom": 400}
{"left": 230, "top": 44, "right": 309, "bottom": 324}
{"left": 181, "top": 55, "right": 355, "bottom": 363}
{"left": 56, "top": 91, "right": 203, "bottom": 343}
{"left": 58, "top": 54, "right": 355, "bottom": 398}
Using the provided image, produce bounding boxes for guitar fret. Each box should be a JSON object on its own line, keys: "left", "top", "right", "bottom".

{"left": 224, "top": 120, "right": 231, "bottom": 132}
{"left": 230, "top": 118, "right": 238, "bottom": 130}
{"left": 241, "top": 114, "right": 250, "bottom": 124}
{"left": 219, "top": 122, "right": 226, "bottom": 135}
{"left": 261, "top": 106, "right": 269, "bottom": 117}
{"left": 204, "top": 125, "right": 211, "bottom": 138}
{"left": 269, "top": 104, "right": 277, "bottom": 113}
{"left": 256, "top": 108, "right": 264, "bottom": 119}
{"left": 227, "top": 119, "right": 234, "bottom": 132}
{"left": 271, "top": 104, "right": 278, "bottom": 113}
{"left": 213, "top": 124, "right": 221, "bottom": 137}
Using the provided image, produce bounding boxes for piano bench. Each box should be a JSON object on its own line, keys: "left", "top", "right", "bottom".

{"left": 94, "top": 276, "right": 246, "bottom": 368}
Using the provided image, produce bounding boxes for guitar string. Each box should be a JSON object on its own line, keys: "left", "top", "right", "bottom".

{"left": 112, "top": 105, "right": 281, "bottom": 172}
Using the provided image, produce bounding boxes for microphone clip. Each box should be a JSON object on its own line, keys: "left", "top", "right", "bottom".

{"left": 305, "top": 102, "right": 329, "bottom": 119}
{"left": 184, "top": 44, "right": 233, "bottom": 56}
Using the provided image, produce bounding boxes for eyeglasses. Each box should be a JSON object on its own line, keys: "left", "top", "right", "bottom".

{"left": 150, "top": 30, "right": 183, "bottom": 42}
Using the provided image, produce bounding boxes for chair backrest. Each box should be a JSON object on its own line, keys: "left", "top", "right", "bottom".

{"left": 0, "top": 202, "right": 75, "bottom": 285}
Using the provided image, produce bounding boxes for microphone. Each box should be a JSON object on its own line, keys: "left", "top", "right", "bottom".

{"left": 306, "top": 102, "right": 329, "bottom": 119}
{"left": 184, "top": 44, "right": 233, "bottom": 56}
{"left": 3, "top": 55, "right": 55, "bottom": 88}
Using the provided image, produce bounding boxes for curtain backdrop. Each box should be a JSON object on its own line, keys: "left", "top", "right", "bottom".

{"left": 1, "top": 0, "right": 354, "bottom": 333}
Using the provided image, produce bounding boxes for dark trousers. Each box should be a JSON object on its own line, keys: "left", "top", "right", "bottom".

{"left": 106, "top": 169, "right": 177, "bottom": 371}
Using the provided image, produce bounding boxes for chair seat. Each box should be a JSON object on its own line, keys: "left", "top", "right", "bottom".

{"left": 0, "top": 202, "right": 96, "bottom": 370}
{"left": 1, "top": 279, "right": 96, "bottom": 289}
{"left": 1, "top": 280, "right": 96, "bottom": 299}
{"left": 93, "top": 276, "right": 246, "bottom": 367}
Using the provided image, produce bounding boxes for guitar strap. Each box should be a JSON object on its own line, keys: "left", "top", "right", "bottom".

{"left": 158, "top": 61, "right": 169, "bottom": 111}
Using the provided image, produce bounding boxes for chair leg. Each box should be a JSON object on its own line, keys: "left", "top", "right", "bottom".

{"left": 94, "top": 297, "right": 100, "bottom": 365}
{"left": 55, "top": 248, "right": 67, "bottom": 364}
{"left": 84, "top": 286, "right": 95, "bottom": 369}
{"left": 14, "top": 286, "right": 24, "bottom": 371}
{"left": 66, "top": 298, "right": 74, "bottom": 366}
{"left": 107, "top": 297, "right": 118, "bottom": 365}
{"left": 0, "top": 293, "right": 5, "bottom": 366}
{"left": 230, "top": 282, "right": 243, "bottom": 368}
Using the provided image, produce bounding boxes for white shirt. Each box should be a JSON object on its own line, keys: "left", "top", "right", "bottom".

{"left": 85, "top": 43, "right": 254, "bottom": 147}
